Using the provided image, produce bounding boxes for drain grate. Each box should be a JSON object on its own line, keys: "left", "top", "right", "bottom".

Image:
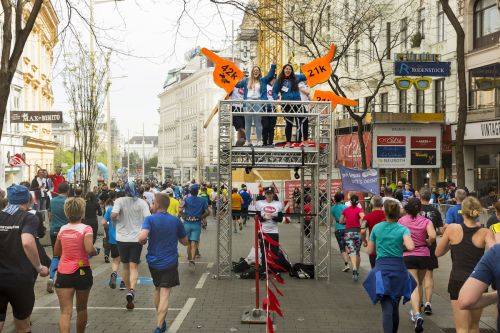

{"left": 441, "top": 329, "right": 496, "bottom": 333}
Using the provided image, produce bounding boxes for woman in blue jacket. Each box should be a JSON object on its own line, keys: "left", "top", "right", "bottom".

{"left": 236, "top": 64, "right": 276, "bottom": 146}
{"left": 272, "top": 64, "right": 307, "bottom": 148}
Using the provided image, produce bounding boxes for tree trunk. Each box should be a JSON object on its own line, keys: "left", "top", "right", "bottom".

{"left": 356, "top": 118, "right": 367, "bottom": 169}
{"left": 440, "top": 0, "right": 467, "bottom": 188}
{"left": 0, "top": 75, "right": 12, "bottom": 138}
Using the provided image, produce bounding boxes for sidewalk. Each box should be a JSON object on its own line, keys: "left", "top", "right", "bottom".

{"left": 3, "top": 216, "right": 491, "bottom": 332}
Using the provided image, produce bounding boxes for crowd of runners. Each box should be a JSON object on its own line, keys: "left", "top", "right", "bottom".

{"left": 0, "top": 175, "right": 499, "bottom": 333}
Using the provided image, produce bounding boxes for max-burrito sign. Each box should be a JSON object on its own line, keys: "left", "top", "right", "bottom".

{"left": 10, "top": 111, "right": 63, "bottom": 123}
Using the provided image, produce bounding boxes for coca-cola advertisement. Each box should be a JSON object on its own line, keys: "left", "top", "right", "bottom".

{"left": 376, "top": 136, "right": 406, "bottom": 146}
{"left": 336, "top": 133, "right": 371, "bottom": 168}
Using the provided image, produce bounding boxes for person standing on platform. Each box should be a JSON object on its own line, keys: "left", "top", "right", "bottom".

{"left": 272, "top": 64, "right": 307, "bottom": 148}
{"left": 262, "top": 76, "right": 277, "bottom": 147}
{"left": 139, "top": 193, "right": 188, "bottom": 333}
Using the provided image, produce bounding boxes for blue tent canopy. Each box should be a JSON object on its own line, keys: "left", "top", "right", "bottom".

{"left": 67, "top": 163, "right": 109, "bottom": 182}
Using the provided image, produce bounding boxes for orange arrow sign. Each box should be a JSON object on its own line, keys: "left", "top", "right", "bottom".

{"left": 313, "top": 90, "right": 358, "bottom": 110}
{"left": 300, "top": 43, "right": 335, "bottom": 88}
{"left": 201, "top": 48, "right": 244, "bottom": 94}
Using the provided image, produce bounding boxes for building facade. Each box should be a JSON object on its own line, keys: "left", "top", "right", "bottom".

{"left": 158, "top": 53, "right": 225, "bottom": 183}
{"left": 127, "top": 136, "right": 158, "bottom": 160}
{"left": 0, "top": 1, "right": 59, "bottom": 188}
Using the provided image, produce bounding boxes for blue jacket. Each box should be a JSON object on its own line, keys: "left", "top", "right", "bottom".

{"left": 235, "top": 64, "right": 276, "bottom": 101}
{"left": 272, "top": 74, "right": 307, "bottom": 101}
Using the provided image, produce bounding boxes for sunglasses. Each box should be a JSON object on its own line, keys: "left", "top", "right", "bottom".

{"left": 475, "top": 78, "right": 500, "bottom": 91}
{"left": 394, "top": 77, "right": 432, "bottom": 91}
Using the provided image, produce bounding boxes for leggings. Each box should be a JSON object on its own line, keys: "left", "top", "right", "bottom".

{"left": 380, "top": 296, "right": 400, "bottom": 333}
{"left": 284, "top": 105, "right": 308, "bottom": 142}
{"left": 261, "top": 107, "right": 277, "bottom": 145}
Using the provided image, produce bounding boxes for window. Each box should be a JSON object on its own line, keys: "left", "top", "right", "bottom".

{"left": 299, "top": 23, "right": 305, "bottom": 45}
{"left": 368, "top": 28, "right": 375, "bottom": 61}
{"left": 310, "top": 19, "right": 314, "bottom": 36}
{"left": 344, "top": 54, "right": 349, "bottom": 71}
{"left": 380, "top": 93, "right": 388, "bottom": 112}
{"left": 418, "top": 7, "right": 425, "bottom": 38}
{"left": 474, "top": 0, "right": 500, "bottom": 48}
{"left": 415, "top": 89, "right": 425, "bottom": 113}
{"left": 399, "top": 89, "right": 407, "bottom": 113}
{"left": 400, "top": 18, "right": 408, "bottom": 49}
{"left": 292, "top": 25, "right": 295, "bottom": 42}
{"left": 326, "top": 6, "right": 331, "bottom": 31}
{"left": 468, "top": 63, "right": 500, "bottom": 111}
{"left": 434, "top": 79, "right": 445, "bottom": 113}
{"left": 437, "top": 2, "right": 445, "bottom": 42}
{"left": 386, "top": 22, "right": 391, "bottom": 59}
{"left": 354, "top": 40, "right": 360, "bottom": 67}
{"left": 365, "top": 96, "right": 374, "bottom": 112}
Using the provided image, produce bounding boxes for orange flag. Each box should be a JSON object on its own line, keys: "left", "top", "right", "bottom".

{"left": 201, "top": 48, "right": 244, "bottom": 94}
{"left": 300, "top": 43, "right": 335, "bottom": 87}
{"left": 313, "top": 90, "right": 358, "bottom": 111}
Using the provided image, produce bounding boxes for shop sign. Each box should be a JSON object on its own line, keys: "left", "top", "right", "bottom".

{"left": 394, "top": 61, "right": 451, "bottom": 77}
{"left": 451, "top": 120, "right": 500, "bottom": 141}
{"left": 10, "top": 111, "right": 63, "bottom": 123}
{"left": 372, "top": 123, "right": 442, "bottom": 168}
{"left": 395, "top": 52, "right": 441, "bottom": 62}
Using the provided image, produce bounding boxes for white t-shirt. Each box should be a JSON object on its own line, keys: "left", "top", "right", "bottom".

{"left": 144, "top": 191, "right": 154, "bottom": 206}
{"left": 247, "top": 83, "right": 261, "bottom": 100}
{"left": 231, "top": 86, "right": 245, "bottom": 108}
{"left": 266, "top": 84, "right": 274, "bottom": 101}
{"left": 382, "top": 196, "right": 403, "bottom": 208}
{"left": 112, "top": 197, "right": 151, "bottom": 242}
{"left": 298, "top": 81, "right": 311, "bottom": 101}
{"left": 255, "top": 200, "right": 283, "bottom": 234}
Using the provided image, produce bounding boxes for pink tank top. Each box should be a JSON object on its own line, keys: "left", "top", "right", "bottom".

{"left": 57, "top": 223, "right": 93, "bottom": 274}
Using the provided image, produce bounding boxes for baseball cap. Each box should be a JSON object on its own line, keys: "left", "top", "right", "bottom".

{"left": 264, "top": 186, "right": 274, "bottom": 193}
{"left": 165, "top": 187, "right": 174, "bottom": 194}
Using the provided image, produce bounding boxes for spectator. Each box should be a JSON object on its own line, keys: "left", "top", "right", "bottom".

{"left": 481, "top": 187, "right": 498, "bottom": 209}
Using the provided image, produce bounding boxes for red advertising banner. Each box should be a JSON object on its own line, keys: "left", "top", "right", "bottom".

{"left": 284, "top": 180, "right": 342, "bottom": 199}
{"left": 411, "top": 136, "right": 436, "bottom": 149}
{"left": 336, "top": 132, "right": 372, "bottom": 168}
{"left": 376, "top": 136, "right": 406, "bottom": 145}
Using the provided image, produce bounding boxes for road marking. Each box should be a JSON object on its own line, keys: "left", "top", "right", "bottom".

{"left": 195, "top": 272, "right": 210, "bottom": 289}
{"left": 167, "top": 298, "right": 196, "bottom": 333}
{"left": 207, "top": 262, "right": 214, "bottom": 269}
{"left": 34, "top": 306, "right": 182, "bottom": 311}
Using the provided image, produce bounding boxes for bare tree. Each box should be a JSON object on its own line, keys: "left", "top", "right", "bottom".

{"left": 64, "top": 48, "right": 109, "bottom": 192}
{"left": 439, "top": 0, "right": 466, "bottom": 188}
{"left": 210, "top": 0, "right": 416, "bottom": 169}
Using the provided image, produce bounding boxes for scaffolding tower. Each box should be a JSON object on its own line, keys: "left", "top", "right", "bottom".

{"left": 216, "top": 100, "right": 334, "bottom": 281}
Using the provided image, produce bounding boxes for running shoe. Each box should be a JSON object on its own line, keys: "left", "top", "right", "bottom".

{"left": 161, "top": 320, "right": 168, "bottom": 332}
{"left": 126, "top": 290, "right": 135, "bottom": 310}
{"left": 189, "top": 260, "right": 196, "bottom": 272}
{"left": 424, "top": 303, "right": 432, "bottom": 315}
{"left": 152, "top": 328, "right": 162, "bottom": 333}
{"left": 243, "top": 141, "right": 252, "bottom": 147}
{"left": 119, "top": 281, "right": 126, "bottom": 290}
{"left": 352, "top": 270, "right": 359, "bottom": 282}
{"left": 410, "top": 310, "right": 416, "bottom": 323}
{"left": 46, "top": 278, "right": 54, "bottom": 293}
{"left": 342, "top": 265, "right": 350, "bottom": 272}
{"left": 414, "top": 314, "right": 424, "bottom": 333}
{"left": 109, "top": 272, "right": 117, "bottom": 289}
{"left": 104, "top": 255, "right": 110, "bottom": 263}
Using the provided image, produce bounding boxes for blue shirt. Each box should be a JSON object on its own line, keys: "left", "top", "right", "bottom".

{"left": 183, "top": 195, "right": 208, "bottom": 221}
{"left": 470, "top": 244, "right": 500, "bottom": 332}
{"left": 142, "top": 212, "right": 187, "bottom": 269}
{"left": 49, "top": 195, "right": 68, "bottom": 234}
{"left": 445, "top": 204, "right": 464, "bottom": 224}
{"left": 173, "top": 186, "right": 181, "bottom": 199}
{"left": 104, "top": 206, "right": 116, "bottom": 244}
{"left": 239, "top": 190, "right": 252, "bottom": 209}
{"left": 402, "top": 190, "right": 413, "bottom": 202}
{"left": 331, "top": 203, "right": 347, "bottom": 230}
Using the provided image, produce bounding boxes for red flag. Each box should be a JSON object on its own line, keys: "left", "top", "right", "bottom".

{"left": 270, "top": 278, "right": 284, "bottom": 296}
{"left": 267, "top": 316, "right": 274, "bottom": 333}
{"left": 263, "top": 233, "right": 280, "bottom": 246}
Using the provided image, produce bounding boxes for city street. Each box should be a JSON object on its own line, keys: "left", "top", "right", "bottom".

{"left": 2, "top": 216, "right": 498, "bottom": 333}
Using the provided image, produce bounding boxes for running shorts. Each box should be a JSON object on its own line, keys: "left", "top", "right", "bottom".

{"left": 404, "top": 256, "right": 431, "bottom": 270}
{"left": 55, "top": 267, "right": 93, "bottom": 290}
{"left": 448, "top": 279, "right": 466, "bottom": 301}
{"left": 344, "top": 231, "right": 361, "bottom": 256}
{"left": 334, "top": 229, "right": 347, "bottom": 252}
{"left": 117, "top": 241, "right": 143, "bottom": 264}
{"left": 0, "top": 285, "right": 35, "bottom": 321}
{"left": 427, "top": 241, "right": 439, "bottom": 270}
{"left": 232, "top": 210, "right": 241, "bottom": 220}
{"left": 149, "top": 264, "right": 180, "bottom": 289}
{"left": 184, "top": 222, "right": 202, "bottom": 242}
{"left": 109, "top": 244, "right": 120, "bottom": 259}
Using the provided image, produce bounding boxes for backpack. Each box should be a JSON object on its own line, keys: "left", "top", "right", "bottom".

{"left": 289, "top": 263, "right": 315, "bottom": 279}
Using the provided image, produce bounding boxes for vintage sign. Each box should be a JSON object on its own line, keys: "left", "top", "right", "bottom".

{"left": 451, "top": 120, "right": 500, "bottom": 141}
{"left": 372, "top": 123, "right": 442, "bottom": 168}
{"left": 10, "top": 111, "right": 63, "bottom": 123}
{"left": 301, "top": 43, "right": 335, "bottom": 87}
{"left": 394, "top": 61, "right": 451, "bottom": 77}
{"left": 201, "top": 48, "right": 244, "bottom": 94}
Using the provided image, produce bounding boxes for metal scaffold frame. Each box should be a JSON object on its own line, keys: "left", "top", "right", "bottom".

{"left": 216, "top": 100, "right": 333, "bottom": 281}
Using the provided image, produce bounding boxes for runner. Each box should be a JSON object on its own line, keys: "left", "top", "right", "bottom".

{"left": 138, "top": 193, "right": 188, "bottom": 333}
{"left": 102, "top": 192, "right": 125, "bottom": 290}
{"left": 360, "top": 195, "right": 386, "bottom": 268}
{"left": 444, "top": 189, "right": 467, "bottom": 228}
{"left": 165, "top": 188, "right": 180, "bottom": 217}
{"left": 54, "top": 197, "right": 97, "bottom": 333}
{"left": 198, "top": 185, "right": 210, "bottom": 229}
{"left": 111, "top": 181, "right": 151, "bottom": 309}
{"left": 180, "top": 184, "right": 209, "bottom": 271}
{"left": 47, "top": 181, "right": 70, "bottom": 293}
{"left": 398, "top": 198, "right": 436, "bottom": 332}
{"left": 487, "top": 201, "right": 500, "bottom": 228}
{"left": 363, "top": 200, "right": 415, "bottom": 333}
{"left": 419, "top": 187, "right": 444, "bottom": 315}
{"left": 255, "top": 187, "right": 284, "bottom": 278}
{"left": 231, "top": 188, "right": 244, "bottom": 233}
{"left": 0, "top": 184, "right": 49, "bottom": 333}
{"left": 239, "top": 184, "right": 252, "bottom": 225}
{"left": 331, "top": 193, "right": 350, "bottom": 272}
{"left": 436, "top": 196, "right": 494, "bottom": 333}
{"left": 84, "top": 191, "right": 102, "bottom": 244}
{"left": 402, "top": 183, "right": 414, "bottom": 203}
{"left": 340, "top": 194, "right": 364, "bottom": 281}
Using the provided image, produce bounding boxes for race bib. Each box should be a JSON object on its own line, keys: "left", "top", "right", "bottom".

{"left": 281, "top": 86, "right": 289, "bottom": 93}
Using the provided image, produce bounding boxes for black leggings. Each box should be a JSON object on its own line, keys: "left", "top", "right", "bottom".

{"left": 262, "top": 114, "right": 277, "bottom": 145}
{"left": 283, "top": 105, "right": 308, "bottom": 142}
{"left": 380, "top": 296, "right": 400, "bottom": 333}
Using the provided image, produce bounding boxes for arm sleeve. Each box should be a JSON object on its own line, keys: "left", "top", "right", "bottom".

{"left": 142, "top": 217, "right": 152, "bottom": 230}
{"left": 84, "top": 225, "right": 93, "bottom": 236}
{"left": 272, "top": 81, "right": 279, "bottom": 100}
{"left": 296, "top": 74, "right": 307, "bottom": 82}
{"left": 21, "top": 214, "right": 39, "bottom": 237}
{"left": 402, "top": 226, "right": 411, "bottom": 237}
{"left": 177, "top": 219, "right": 187, "bottom": 238}
{"left": 235, "top": 79, "right": 246, "bottom": 88}
{"left": 369, "top": 228, "right": 377, "bottom": 241}
{"left": 470, "top": 246, "right": 497, "bottom": 285}
{"left": 263, "top": 64, "right": 276, "bottom": 83}
{"left": 111, "top": 199, "right": 121, "bottom": 214}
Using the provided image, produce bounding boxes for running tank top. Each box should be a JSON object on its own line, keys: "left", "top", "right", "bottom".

{"left": 450, "top": 224, "right": 484, "bottom": 282}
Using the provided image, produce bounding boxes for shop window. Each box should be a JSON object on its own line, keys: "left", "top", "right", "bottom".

{"left": 468, "top": 63, "right": 500, "bottom": 112}
{"left": 400, "top": 17, "right": 408, "bottom": 50}
{"left": 354, "top": 40, "right": 360, "bottom": 67}
{"left": 418, "top": 7, "right": 425, "bottom": 38}
{"left": 399, "top": 89, "right": 407, "bottom": 113}
{"left": 416, "top": 89, "right": 425, "bottom": 113}
{"left": 380, "top": 92, "right": 388, "bottom": 112}
{"left": 437, "top": 2, "right": 445, "bottom": 42}
{"left": 434, "top": 79, "right": 445, "bottom": 113}
{"left": 474, "top": 0, "right": 500, "bottom": 49}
